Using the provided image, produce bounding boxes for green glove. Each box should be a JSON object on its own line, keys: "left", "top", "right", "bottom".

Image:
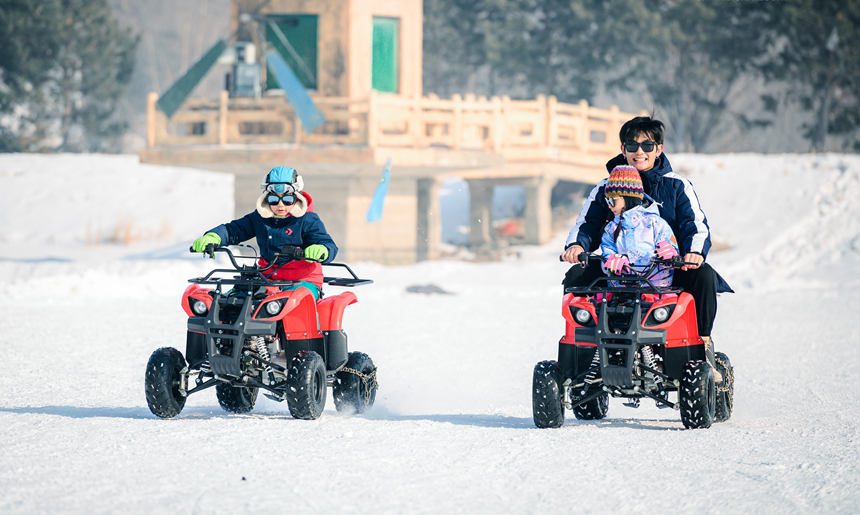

{"left": 192, "top": 232, "right": 221, "bottom": 252}
{"left": 304, "top": 244, "right": 328, "bottom": 262}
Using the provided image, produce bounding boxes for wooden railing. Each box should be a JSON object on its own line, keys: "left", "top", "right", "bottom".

{"left": 146, "top": 91, "right": 639, "bottom": 162}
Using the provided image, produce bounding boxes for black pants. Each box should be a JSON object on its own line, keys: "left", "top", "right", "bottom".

{"left": 562, "top": 261, "right": 718, "bottom": 336}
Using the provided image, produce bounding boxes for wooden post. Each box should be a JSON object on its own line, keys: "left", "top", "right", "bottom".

{"left": 218, "top": 90, "right": 228, "bottom": 146}
{"left": 452, "top": 94, "right": 463, "bottom": 150}
{"left": 146, "top": 92, "right": 158, "bottom": 148}
{"left": 536, "top": 94, "right": 546, "bottom": 146}
{"left": 609, "top": 104, "right": 620, "bottom": 152}
{"left": 546, "top": 95, "right": 557, "bottom": 148}
{"left": 491, "top": 96, "right": 503, "bottom": 153}
{"left": 502, "top": 95, "right": 511, "bottom": 148}
{"left": 578, "top": 99, "right": 590, "bottom": 153}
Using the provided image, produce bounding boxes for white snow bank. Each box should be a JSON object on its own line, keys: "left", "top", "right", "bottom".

{"left": 0, "top": 154, "right": 233, "bottom": 258}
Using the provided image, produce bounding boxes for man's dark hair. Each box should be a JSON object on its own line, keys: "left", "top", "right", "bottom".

{"left": 619, "top": 116, "right": 664, "bottom": 144}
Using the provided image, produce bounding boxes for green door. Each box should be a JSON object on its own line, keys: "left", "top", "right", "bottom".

{"left": 372, "top": 17, "right": 399, "bottom": 94}
{"left": 266, "top": 14, "right": 318, "bottom": 90}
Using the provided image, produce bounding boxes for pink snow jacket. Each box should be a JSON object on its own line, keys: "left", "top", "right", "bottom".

{"left": 600, "top": 204, "right": 679, "bottom": 287}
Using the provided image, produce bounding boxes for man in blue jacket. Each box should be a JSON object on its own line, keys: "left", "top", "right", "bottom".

{"left": 560, "top": 116, "right": 732, "bottom": 382}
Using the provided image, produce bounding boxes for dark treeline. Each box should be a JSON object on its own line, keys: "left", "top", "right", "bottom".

{"left": 423, "top": 0, "right": 859, "bottom": 152}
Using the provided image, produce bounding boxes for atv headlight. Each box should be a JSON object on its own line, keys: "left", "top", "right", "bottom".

{"left": 574, "top": 308, "right": 592, "bottom": 324}
{"left": 652, "top": 306, "right": 670, "bottom": 323}
{"left": 192, "top": 299, "right": 208, "bottom": 316}
{"left": 265, "top": 300, "right": 282, "bottom": 316}
{"left": 644, "top": 304, "right": 676, "bottom": 326}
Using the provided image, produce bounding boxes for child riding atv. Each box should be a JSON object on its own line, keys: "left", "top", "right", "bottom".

{"left": 191, "top": 166, "right": 336, "bottom": 300}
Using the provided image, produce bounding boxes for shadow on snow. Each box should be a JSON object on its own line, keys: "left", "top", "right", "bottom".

{"left": 0, "top": 405, "right": 688, "bottom": 430}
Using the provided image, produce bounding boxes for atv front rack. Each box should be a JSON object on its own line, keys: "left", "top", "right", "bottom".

{"left": 189, "top": 246, "right": 373, "bottom": 288}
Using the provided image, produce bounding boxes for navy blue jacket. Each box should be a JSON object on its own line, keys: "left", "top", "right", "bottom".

{"left": 565, "top": 153, "right": 732, "bottom": 292}
{"left": 209, "top": 210, "right": 337, "bottom": 264}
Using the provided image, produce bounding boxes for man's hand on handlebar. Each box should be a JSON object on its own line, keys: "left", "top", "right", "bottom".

{"left": 681, "top": 252, "right": 703, "bottom": 271}
{"left": 561, "top": 244, "right": 585, "bottom": 264}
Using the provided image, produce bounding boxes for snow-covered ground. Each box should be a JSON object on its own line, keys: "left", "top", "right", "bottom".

{"left": 1, "top": 153, "right": 859, "bottom": 513}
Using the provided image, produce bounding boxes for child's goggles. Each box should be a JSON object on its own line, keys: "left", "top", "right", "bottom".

{"left": 263, "top": 183, "right": 296, "bottom": 195}
{"left": 605, "top": 196, "right": 620, "bottom": 207}
{"left": 267, "top": 193, "right": 296, "bottom": 205}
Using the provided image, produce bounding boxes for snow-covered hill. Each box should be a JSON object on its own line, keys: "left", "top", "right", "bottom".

{"left": 1, "top": 153, "right": 858, "bottom": 513}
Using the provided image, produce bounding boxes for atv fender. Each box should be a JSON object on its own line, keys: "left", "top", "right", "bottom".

{"left": 317, "top": 291, "right": 357, "bottom": 331}
{"left": 253, "top": 287, "right": 322, "bottom": 337}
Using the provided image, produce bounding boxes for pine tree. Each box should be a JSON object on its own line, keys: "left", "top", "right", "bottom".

{"left": 0, "top": 0, "right": 137, "bottom": 152}
{"left": 756, "top": 0, "right": 860, "bottom": 151}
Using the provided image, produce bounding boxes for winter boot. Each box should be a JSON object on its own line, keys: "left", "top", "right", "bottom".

{"left": 702, "top": 336, "right": 723, "bottom": 384}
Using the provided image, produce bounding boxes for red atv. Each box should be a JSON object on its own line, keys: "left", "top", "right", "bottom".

{"left": 533, "top": 253, "right": 733, "bottom": 429}
{"left": 145, "top": 245, "right": 377, "bottom": 420}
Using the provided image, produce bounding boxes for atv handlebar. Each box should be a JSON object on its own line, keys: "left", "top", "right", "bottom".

{"left": 559, "top": 252, "right": 696, "bottom": 269}
{"left": 188, "top": 244, "right": 372, "bottom": 287}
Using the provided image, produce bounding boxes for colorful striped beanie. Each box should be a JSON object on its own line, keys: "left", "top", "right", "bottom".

{"left": 604, "top": 165, "right": 644, "bottom": 200}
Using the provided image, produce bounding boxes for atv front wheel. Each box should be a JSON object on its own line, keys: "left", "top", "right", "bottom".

{"left": 286, "top": 351, "right": 327, "bottom": 420}
{"left": 333, "top": 352, "right": 378, "bottom": 414}
{"left": 572, "top": 391, "right": 609, "bottom": 420}
{"left": 532, "top": 360, "right": 564, "bottom": 428}
{"left": 714, "top": 352, "right": 734, "bottom": 423}
{"left": 145, "top": 347, "right": 187, "bottom": 418}
{"left": 216, "top": 383, "right": 259, "bottom": 414}
{"left": 679, "top": 360, "right": 716, "bottom": 429}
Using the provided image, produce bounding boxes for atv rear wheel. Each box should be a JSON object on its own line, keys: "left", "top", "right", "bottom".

{"left": 679, "top": 360, "right": 716, "bottom": 429}
{"left": 286, "top": 351, "right": 327, "bottom": 420}
{"left": 333, "top": 352, "right": 377, "bottom": 414}
{"left": 145, "top": 347, "right": 187, "bottom": 418}
{"left": 216, "top": 383, "right": 259, "bottom": 414}
{"left": 572, "top": 391, "right": 609, "bottom": 420}
{"left": 714, "top": 352, "right": 734, "bottom": 423}
{"left": 532, "top": 360, "right": 564, "bottom": 428}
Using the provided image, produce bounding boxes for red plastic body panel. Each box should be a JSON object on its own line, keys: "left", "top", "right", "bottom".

{"left": 252, "top": 287, "right": 323, "bottom": 340}
{"left": 316, "top": 291, "right": 357, "bottom": 331}
{"left": 561, "top": 291, "right": 701, "bottom": 349}
{"left": 181, "top": 284, "right": 213, "bottom": 317}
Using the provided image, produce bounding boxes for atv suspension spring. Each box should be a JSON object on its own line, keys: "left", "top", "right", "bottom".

{"left": 252, "top": 336, "right": 270, "bottom": 362}
{"left": 252, "top": 336, "right": 275, "bottom": 385}
{"left": 584, "top": 351, "right": 602, "bottom": 384}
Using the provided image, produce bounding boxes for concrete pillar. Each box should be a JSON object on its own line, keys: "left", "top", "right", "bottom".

{"left": 466, "top": 179, "right": 493, "bottom": 247}
{"left": 523, "top": 176, "right": 558, "bottom": 244}
{"left": 416, "top": 178, "right": 442, "bottom": 261}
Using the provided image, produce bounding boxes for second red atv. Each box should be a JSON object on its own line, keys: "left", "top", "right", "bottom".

{"left": 145, "top": 245, "right": 377, "bottom": 420}
{"left": 533, "top": 253, "right": 734, "bottom": 429}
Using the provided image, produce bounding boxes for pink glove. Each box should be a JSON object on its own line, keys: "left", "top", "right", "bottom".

{"left": 656, "top": 240, "right": 679, "bottom": 260}
{"left": 605, "top": 254, "right": 630, "bottom": 274}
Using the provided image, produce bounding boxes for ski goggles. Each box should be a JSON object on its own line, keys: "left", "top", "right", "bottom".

{"left": 605, "top": 196, "right": 623, "bottom": 207}
{"left": 266, "top": 193, "right": 296, "bottom": 206}
{"left": 263, "top": 183, "right": 296, "bottom": 195}
{"left": 623, "top": 140, "right": 658, "bottom": 153}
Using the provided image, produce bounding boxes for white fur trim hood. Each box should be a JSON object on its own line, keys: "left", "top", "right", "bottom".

{"left": 256, "top": 191, "right": 308, "bottom": 218}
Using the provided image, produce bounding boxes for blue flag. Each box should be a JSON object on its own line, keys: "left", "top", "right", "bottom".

{"left": 366, "top": 159, "right": 392, "bottom": 223}
{"left": 266, "top": 50, "right": 326, "bottom": 133}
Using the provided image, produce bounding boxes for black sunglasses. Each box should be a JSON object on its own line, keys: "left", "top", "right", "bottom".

{"left": 623, "top": 140, "right": 658, "bottom": 152}
{"left": 267, "top": 193, "right": 296, "bottom": 206}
